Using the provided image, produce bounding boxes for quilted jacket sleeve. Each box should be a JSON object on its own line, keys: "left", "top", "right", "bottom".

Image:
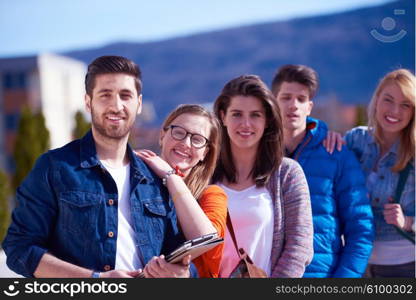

{"left": 332, "top": 148, "right": 375, "bottom": 277}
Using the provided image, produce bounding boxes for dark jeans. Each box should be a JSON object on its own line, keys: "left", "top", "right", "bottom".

{"left": 365, "top": 261, "right": 415, "bottom": 278}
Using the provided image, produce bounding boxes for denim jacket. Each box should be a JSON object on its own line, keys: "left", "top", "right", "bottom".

{"left": 3, "top": 131, "right": 197, "bottom": 277}
{"left": 345, "top": 126, "right": 415, "bottom": 242}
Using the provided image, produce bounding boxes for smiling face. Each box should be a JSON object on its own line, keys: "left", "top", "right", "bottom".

{"left": 221, "top": 95, "right": 266, "bottom": 151}
{"left": 375, "top": 82, "right": 413, "bottom": 139}
{"left": 275, "top": 81, "right": 313, "bottom": 133}
{"left": 85, "top": 73, "right": 142, "bottom": 140}
{"left": 160, "top": 113, "right": 211, "bottom": 176}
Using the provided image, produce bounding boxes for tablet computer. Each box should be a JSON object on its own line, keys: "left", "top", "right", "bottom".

{"left": 136, "top": 233, "right": 224, "bottom": 277}
{"left": 165, "top": 233, "right": 224, "bottom": 263}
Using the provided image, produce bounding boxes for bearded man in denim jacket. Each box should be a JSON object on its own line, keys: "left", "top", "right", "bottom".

{"left": 3, "top": 56, "right": 196, "bottom": 278}
{"left": 271, "top": 64, "right": 375, "bottom": 278}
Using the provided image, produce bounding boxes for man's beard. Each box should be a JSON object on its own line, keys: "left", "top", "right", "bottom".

{"left": 91, "top": 107, "right": 134, "bottom": 140}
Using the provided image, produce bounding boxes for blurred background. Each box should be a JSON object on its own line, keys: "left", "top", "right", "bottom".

{"left": 0, "top": 0, "right": 414, "bottom": 276}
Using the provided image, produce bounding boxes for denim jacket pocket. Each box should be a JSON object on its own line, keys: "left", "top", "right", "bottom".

{"left": 59, "top": 191, "right": 103, "bottom": 235}
{"left": 142, "top": 198, "right": 168, "bottom": 241}
{"left": 143, "top": 199, "right": 167, "bottom": 217}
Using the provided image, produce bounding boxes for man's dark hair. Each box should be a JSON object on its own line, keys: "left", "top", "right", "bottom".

{"left": 85, "top": 55, "right": 142, "bottom": 96}
{"left": 271, "top": 64, "right": 319, "bottom": 99}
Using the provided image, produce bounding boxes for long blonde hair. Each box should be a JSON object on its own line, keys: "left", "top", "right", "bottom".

{"left": 367, "top": 69, "right": 415, "bottom": 172}
{"left": 161, "top": 104, "right": 221, "bottom": 200}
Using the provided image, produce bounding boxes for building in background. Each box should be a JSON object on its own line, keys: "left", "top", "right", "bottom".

{"left": 0, "top": 53, "right": 86, "bottom": 173}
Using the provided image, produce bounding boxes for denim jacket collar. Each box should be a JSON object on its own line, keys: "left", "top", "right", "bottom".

{"left": 367, "top": 129, "right": 400, "bottom": 165}
{"left": 126, "top": 143, "right": 154, "bottom": 184}
{"left": 79, "top": 130, "right": 100, "bottom": 168}
{"left": 79, "top": 130, "right": 153, "bottom": 184}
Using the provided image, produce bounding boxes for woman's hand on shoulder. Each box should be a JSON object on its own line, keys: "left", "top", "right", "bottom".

{"left": 135, "top": 149, "right": 172, "bottom": 178}
{"left": 323, "top": 131, "right": 345, "bottom": 154}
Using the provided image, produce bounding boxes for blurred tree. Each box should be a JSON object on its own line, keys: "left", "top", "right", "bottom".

{"left": 0, "top": 169, "right": 10, "bottom": 245}
{"left": 34, "top": 111, "right": 50, "bottom": 153}
{"left": 72, "top": 110, "right": 90, "bottom": 140}
{"left": 13, "top": 106, "right": 50, "bottom": 191}
{"left": 355, "top": 105, "right": 368, "bottom": 127}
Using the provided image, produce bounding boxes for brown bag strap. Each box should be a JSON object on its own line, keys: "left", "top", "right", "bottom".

{"left": 227, "top": 211, "right": 268, "bottom": 278}
{"left": 226, "top": 211, "right": 242, "bottom": 257}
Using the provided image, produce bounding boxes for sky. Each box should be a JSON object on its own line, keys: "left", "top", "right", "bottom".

{"left": 0, "top": 0, "right": 391, "bottom": 58}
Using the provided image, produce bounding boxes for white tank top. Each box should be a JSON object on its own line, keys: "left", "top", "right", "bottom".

{"left": 218, "top": 184, "right": 274, "bottom": 277}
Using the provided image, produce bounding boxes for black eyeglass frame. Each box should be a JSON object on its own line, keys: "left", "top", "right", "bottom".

{"left": 164, "top": 125, "right": 210, "bottom": 149}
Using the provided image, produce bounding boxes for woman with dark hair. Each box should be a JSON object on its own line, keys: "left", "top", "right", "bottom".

{"left": 213, "top": 75, "right": 314, "bottom": 277}
{"left": 137, "top": 104, "right": 227, "bottom": 277}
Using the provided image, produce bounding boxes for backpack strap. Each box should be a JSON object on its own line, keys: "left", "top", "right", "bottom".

{"left": 393, "top": 163, "right": 414, "bottom": 244}
{"left": 393, "top": 163, "right": 411, "bottom": 203}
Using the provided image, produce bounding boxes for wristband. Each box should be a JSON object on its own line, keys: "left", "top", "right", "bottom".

{"left": 162, "top": 169, "right": 177, "bottom": 186}
{"left": 162, "top": 166, "right": 185, "bottom": 186}
{"left": 91, "top": 271, "right": 100, "bottom": 278}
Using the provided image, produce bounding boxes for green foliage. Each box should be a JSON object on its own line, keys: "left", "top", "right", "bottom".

{"left": 355, "top": 105, "right": 368, "bottom": 127}
{"left": 0, "top": 169, "right": 10, "bottom": 245}
{"left": 34, "top": 111, "right": 50, "bottom": 153}
{"left": 72, "top": 110, "right": 90, "bottom": 140}
{"left": 12, "top": 106, "right": 50, "bottom": 191}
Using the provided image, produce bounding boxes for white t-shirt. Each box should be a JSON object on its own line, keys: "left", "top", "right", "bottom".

{"left": 218, "top": 184, "right": 274, "bottom": 277}
{"left": 367, "top": 171, "right": 415, "bottom": 265}
{"left": 101, "top": 161, "right": 143, "bottom": 271}
{"left": 369, "top": 240, "right": 415, "bottom": 265}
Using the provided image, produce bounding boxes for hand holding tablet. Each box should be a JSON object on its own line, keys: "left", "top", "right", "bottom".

{"left": 165, "top": 232, "right": 224, "bottom": 263}
{"left": 137, "top": 233, "right": 223, "bottom": 278}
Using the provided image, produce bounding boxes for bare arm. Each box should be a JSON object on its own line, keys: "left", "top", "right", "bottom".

{"left": 136, "top": 150, "right": 216, "bottom": 239}
{"left": 34, "top": 253, "right": 141, "bottom": 278}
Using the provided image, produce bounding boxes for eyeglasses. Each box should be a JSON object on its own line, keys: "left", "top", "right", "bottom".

{"left": 165, "top": 125, "right": 209, "bottom": 149}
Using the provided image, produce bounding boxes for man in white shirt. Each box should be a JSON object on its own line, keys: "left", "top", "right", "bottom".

{"left": 3, "top": 56, "right": 195, "bottom": 278}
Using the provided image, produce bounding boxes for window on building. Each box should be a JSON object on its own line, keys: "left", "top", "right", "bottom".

{"left": 2, "top": 72, "right": 27, "bottom": 89}
{"left": 17, "top": 72, "right": 26, "bottom": 88}
{"left": 3, "top": 73, "right": 13, "bottom": 89}
{"left": 5, "top": 113, "right": 20, "bottom": 130}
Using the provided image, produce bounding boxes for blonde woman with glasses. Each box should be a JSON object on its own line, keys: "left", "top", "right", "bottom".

{"left": 137, "top": 104, "right": 227, "bottom": 278}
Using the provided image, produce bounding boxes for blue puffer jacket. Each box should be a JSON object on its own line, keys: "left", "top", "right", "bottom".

{"left": 289, "top": 117, "right": 374, "bottom": 278}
